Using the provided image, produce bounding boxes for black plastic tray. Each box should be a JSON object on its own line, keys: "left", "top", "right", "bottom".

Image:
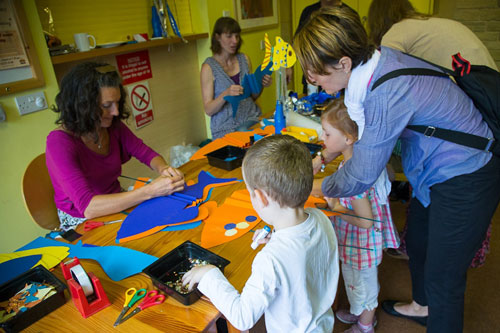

{"left": 206, "top": 145, "right": 246, "bottom": 171}
{"left": 0, "top": 265, "right": 67, "bottom": 332}
{"left": 142, "top": 241, "right": 230, "bottom": 305}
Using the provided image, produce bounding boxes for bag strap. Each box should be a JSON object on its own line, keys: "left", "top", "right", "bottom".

{"left": 407, "top": 125, "right": 496, "bottom": 153}
{"left": 371, "top": 68, "right": 449, "bottom": 91}
{"left": 371, "top": 59, "right": 496, "bottom": 153}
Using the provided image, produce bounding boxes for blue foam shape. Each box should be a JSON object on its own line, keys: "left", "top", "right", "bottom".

{"left": 180, "top": 170, "right": 239, "bottom": 200}
{"left": 16, "top": 238, "right": 157, "bottom": 282}
{"left": 161, "top": 221, "right": 202, "bottom": 231}
{"left": 116, "top": 171, "right": 238, "bottom": 242}
{"left": 117, "top": 196, "right": 199, "bottom": 241}
{"left": 224, "top": 61, "right": 273, "bottom": 118}
{"left": 254, "top": 134, "right": 266, "bottom": 142}
{"left": 25, "top": 295, "right": 38, "bottom": 303}
{"left": 0, "top": 255, "right": 42, "bottom": 285}
{"left": 262, "top": 118, "right": 274, "bottom": 127}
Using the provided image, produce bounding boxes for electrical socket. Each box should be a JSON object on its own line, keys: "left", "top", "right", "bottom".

{"left": 222, "top": 10, "right": 230, "bottom": 17}
{"left": 15, "top": 91, "right": 47, "bottom": 115}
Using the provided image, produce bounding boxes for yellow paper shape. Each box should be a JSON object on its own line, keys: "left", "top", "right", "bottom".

{"left": 0, "top": 246, "right": 70, "bottom": 270}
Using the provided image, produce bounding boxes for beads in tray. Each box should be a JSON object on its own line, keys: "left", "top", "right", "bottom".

{"left": 166, "top": 258, "right": 210, "bottom": 294}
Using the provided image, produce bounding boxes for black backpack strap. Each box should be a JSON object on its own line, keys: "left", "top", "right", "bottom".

{"left": 370, "top": 64, "right": 496, "bottom": 154}
{"left": 371, "top": 68, "right": 449, "bottom": 91}
{"left": 407, "top": 125, "right": 496, "bottom": 153}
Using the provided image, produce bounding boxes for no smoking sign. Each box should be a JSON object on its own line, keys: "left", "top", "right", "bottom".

{"left": 131, "top": 84, "right": 150, "bottom": 111}
{"left": 126, "top": 81, "right": 154, "bottom": 129}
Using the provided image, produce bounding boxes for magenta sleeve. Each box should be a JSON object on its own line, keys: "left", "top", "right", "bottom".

{"left": 46, "top": 131, "right": 96, "bottom": 217}
{"left": 116, "top": 122, "right": 160, "bottom": 167}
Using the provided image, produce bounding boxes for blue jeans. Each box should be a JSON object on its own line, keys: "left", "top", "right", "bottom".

{"left": 406, "top": 155, "right": 500, "bottom": 333}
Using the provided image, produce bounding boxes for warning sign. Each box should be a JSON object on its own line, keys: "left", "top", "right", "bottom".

{"left": 131, "top": 84, "right": 150, "bottom": 111}
{"left": 116, "top": 50, "right": 152, "bottom": 85}
{"left": 127, "top": 81, "right": 154, "bottom": 129}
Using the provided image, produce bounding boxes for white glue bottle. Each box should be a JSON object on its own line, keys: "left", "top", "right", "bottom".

{"left": 251, "top": 225, "right": 272, "bottom": 250}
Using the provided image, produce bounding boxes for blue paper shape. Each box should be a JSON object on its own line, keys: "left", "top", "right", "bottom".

{"left": 16, "top": 238, "right": 157, "bottom": 281}
{"left": 224, "top": 61, "right": 273, "bottom": 118}
{"left": 180, "top": 170, "right": 239, "bottom": 200}
{"left": 116, "top": 171, "right": 239, "bottom": 242}
{"left": 117, "top": 196, "right": 199, "bottom": 241}
{"left": 254, "top": 134, "right": 266, "bottom": 142}
{"left": 25, "top": 295, "right": 38, "bottom": 303}
{"left": 161, "top": 221, "right": 202, "bottom": 232}
{"left": 0, "top": 255, "right": 41, "bottom": 285}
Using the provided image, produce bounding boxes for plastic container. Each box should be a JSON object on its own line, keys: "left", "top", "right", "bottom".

{"left": 0, "top": 265, "right": 67, "bottom": 332}
{"left": 206, "top": 145, "right": 246, "bottom": 171}
{"left": 142, "top": 241, "right": 230, "bottom": 305}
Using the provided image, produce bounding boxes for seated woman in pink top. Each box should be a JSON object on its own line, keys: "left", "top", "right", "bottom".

{"left": 46, "top": 62, "right": 185, "bottom": 231}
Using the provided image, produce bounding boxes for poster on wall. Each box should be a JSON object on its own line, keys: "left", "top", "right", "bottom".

{"left": 116, "top": 50, "right": 152, "bottom": 85}
{"left": 0, "top": 0, "right": 30, "bottom": 70}
{"left": 126, "top": 81, "right": 154, "bottom": 129}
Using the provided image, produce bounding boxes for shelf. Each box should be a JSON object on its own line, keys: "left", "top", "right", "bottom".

{"left": 51, "top": 33, "right": 209, "bottom": 65}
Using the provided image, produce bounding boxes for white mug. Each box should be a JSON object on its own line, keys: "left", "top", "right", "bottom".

{"left": 74, "top": 33, "right": 96, "bottom": 52}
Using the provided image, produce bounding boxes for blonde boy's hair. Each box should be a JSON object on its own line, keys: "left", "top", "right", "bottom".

{"left": 293, "top": 7, "right": 375, "bottom": 76}
{"left": 243, "top": 135, "right": 313, "bottom": 208}
{"left": 321, "top": 98, "right": 358, "bottom": 141}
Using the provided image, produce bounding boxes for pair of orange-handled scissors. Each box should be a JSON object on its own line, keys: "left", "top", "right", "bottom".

{"left": 114, "top": 289, "right": 165, "bottom": 326}
{"left": 83, "top": 219, "right": 122, "bottom": 232}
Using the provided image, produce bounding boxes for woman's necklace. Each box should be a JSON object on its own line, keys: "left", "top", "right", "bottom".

{"left": 83, "top": 130, "right": 104, "bottom": 150}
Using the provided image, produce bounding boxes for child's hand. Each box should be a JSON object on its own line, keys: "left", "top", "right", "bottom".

{"left": 252, "top": 228, "right": 272, "bottom": 244}
{"left": 181, "top": 264, "right": 217, "bottom": 291}
{"left": 312, "top": 155, "right": 323, "bottom": 174}
{"left": 324, "top": 196, "right": 341, "bottom": 211}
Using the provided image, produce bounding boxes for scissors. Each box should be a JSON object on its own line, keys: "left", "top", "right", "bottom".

{"left": 113, "top": 288, "right": 147, "bottom": 327}
{"left": 83, "top": 219, "right": 122, "bottom": 232}
{"left": 116, "top": 290, "right": 166, "bottom": 326}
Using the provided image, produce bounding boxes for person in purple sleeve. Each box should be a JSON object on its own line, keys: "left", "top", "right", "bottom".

{"left": 294, "top": 7, "right": 500, "bottom": 333}
{"left": 46, "top": 62, "right": 185, "bottom": 231}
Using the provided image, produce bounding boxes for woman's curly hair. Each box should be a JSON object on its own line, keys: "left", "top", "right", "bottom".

{"left": 53, "top": 62, "right": 130, "bottom": 138}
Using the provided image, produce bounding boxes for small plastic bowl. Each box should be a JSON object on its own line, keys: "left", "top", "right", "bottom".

{"left": 142, "top": 241, "right": 230, "bottom": 305}
{"left": 206, "top": 145, "right": 246, "bottom": 171}
{"left": 0, "top": 265, "right": 67, "bottom": 332}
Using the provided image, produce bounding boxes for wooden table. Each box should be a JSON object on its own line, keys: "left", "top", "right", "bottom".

{"left": 25, "top": 159, "right": 261, "bottom": 333}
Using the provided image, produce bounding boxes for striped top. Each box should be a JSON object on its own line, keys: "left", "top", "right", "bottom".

{"left": 204, "top": 53, "right": 261, "bottom": 139}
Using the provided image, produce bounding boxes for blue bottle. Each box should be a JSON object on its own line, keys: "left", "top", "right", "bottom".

{"left": 152, "top": 6, "right": 163, "bottom": 38}
{"left": 274, "top": 100, "right": 285, "bottom": 134}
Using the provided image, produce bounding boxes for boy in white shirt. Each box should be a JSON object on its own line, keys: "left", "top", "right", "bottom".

{"left": 182, "top": 134, "right": 340, "bottom": 332}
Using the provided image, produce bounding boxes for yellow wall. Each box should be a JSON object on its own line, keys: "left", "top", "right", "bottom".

{"left": 0, "top": 0, "right": 60, "bottom": 253}
{"left": 35, "top": 0, "right": 194, "bottom": 45}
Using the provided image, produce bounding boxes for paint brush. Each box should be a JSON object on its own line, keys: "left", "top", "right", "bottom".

{"left": 119, "top": 175, "right": 149, "bottom": 183}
